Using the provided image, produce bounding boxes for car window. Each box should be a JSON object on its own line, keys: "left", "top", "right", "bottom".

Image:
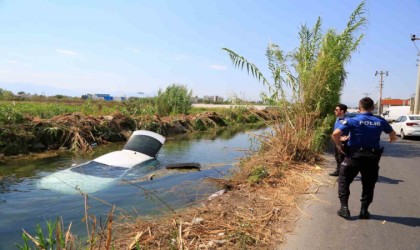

{"left": 408, "top": 116, "right": 420, "bottom": 120}
{"left": 401, "top": 116, "right": 407, "bottom": 122}
{"left": 395, "top": 117, "right": 402, "bottom": 122}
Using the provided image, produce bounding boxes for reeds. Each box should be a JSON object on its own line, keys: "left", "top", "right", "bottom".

{"left": 223, "top": 1, "right": 367, "bottom": 163}
{"left": 17, "top": 218, "right": 75, "bottom": 250}
{"left": 17, "top": 190, "right": 120, "bottom": 250}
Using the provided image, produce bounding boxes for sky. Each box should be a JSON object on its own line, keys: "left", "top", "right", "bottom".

{"left": 0, "top": 0, "right": 419, "bottom": 107}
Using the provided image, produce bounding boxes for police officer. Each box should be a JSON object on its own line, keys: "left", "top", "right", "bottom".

{"left": 329, "top": 104, "right": 349, "bottom": 176}
{"left": 331, "top": 97, "right": 397, "bottom": 219}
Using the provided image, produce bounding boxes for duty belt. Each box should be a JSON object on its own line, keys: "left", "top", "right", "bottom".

{"left": 358, "top": 147, "right": 379, "bottom": 153}
{"left": 349, "top": 147, "right": 384, "bottom": 154}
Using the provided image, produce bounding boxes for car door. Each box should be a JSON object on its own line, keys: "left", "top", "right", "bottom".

{"left": 399, "top": 116, "right": 408, "bottom": 132}
{"left": 393, "top": 116, "right": 403, "bottom": 134}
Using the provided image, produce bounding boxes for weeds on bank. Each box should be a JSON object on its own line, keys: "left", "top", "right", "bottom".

{"left": 16, "top": 217, "right": 75, "bottom": 250}
{"left": 17, "top": 190, "right": 122, "bottom": 250}
{"left": 17, "top": 172, "right": 185, "bottom": 250}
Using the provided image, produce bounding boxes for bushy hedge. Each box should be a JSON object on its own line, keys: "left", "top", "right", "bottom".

{"left": 155, "top": 84, "right": 193, "bottom": 116}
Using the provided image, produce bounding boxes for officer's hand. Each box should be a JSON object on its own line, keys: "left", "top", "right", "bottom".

{"left": 389, "top": 131, "right": 397, "bottom": 143}
{"left": 340, "top": 135, "right": 349, "bottom": 142}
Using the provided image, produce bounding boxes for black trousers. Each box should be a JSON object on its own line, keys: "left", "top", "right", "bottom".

{"left": 338, "top": 155, "right": 380, "bottom": 207}
{"left": 334, "top": 145, "right": 346, "bottom": 172}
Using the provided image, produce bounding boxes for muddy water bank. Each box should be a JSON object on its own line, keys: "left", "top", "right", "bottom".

{"left": 0, "top": 108, "right": 279, "bottom": 158}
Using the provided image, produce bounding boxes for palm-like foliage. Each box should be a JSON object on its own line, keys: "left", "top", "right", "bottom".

{"left": 224, "top": 2, "right": 366, "bottom": 116}
{"left": 223, "top": 1, "right": 366, "bottom": 158}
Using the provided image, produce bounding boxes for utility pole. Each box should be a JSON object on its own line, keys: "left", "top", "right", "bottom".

{"left": 415, "top": 58, "right": 420, "bottom": 114}
{"left": 363, "top": 92, "right": 371, "bottom": 97}
{"left": 411, "top": 34, "right": 420, "bottom": 114}
{"left": 375, "top": 71, "right": 388, "bottom": 115}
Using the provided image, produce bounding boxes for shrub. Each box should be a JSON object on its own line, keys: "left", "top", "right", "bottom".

{"left": 155, "top": 84, "right": 193, "bottom": 116}
{"left": 247, "top": 166, "right": 269, "bottom": 184}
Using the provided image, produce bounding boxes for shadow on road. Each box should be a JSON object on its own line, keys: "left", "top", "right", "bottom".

{"left": 346, "top": 215, "right": 420, "bottom": 227}
{"left": 377, "top": 175, "right": 404, "bottom": 184}
{"left": 370, "top": 214, "right": 420, "bottom": 227}
{"left": 354, "top": 175, "right": 404, "bottom": 185}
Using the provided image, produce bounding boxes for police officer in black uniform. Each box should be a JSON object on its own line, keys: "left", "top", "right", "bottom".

{"left": 332, "top": 97, "right": 397, "bottom": 219}
{"left": 329, "top": 104, "right": 349, "bottom": 176}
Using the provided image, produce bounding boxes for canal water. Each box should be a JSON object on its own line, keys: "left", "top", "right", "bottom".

{"left": 0, "top": 126, "right": 268, "bottom": 249}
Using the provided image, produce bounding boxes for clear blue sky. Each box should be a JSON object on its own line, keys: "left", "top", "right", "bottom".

{"left": 0, "top": 0, "right": 419, "bottom": 106}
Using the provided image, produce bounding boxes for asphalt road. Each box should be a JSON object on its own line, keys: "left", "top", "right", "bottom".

{"left": 281, "top": 135, "right": 420, "bottom": 250}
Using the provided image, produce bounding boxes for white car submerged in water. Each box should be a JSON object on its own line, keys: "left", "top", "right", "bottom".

{"left": 38, "top": 130, "right": 165, "bottom": 194}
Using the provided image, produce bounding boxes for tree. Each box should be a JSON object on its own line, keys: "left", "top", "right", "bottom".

{"left": 223, "top": 1, "right": 367, "bottom": 157}
{"left": 223, "top": 2, "right": 366, "bottom": 117}
{"left": 0, "top": 88, "right": 15, "bottom": 100}
{"left": 155, "top": 84, "right": 193, "bottom": 116}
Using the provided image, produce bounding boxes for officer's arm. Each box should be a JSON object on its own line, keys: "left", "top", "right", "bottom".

{"left": 332, "top": 128, "right": 345, "bottom": 153}
{"left": 383, "top": 120, "right": 397, "bottom": 143}
{"left": 388, "top": 130, "right": 397, "bottom": 143}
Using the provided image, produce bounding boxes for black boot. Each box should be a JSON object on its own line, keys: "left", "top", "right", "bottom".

{"left": 359, "top": 202, "right": 371, "bottom": 219}
{"left": 329, "top": 170, "right": 339, "bottom": 176}
{"left": 337, "top": 206, "right": 351, "bottom": 219}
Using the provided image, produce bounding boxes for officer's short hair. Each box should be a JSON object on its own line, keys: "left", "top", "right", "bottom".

{"left": 359, "top": 97, "right": 375, "bottom": 110}
{"left": 336, "top": 104, "right": 348, "bottom": 112}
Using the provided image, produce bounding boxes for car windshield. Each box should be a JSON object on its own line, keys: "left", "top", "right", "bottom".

{"left": 408, "top": 116, "right": 420, "bottom": 120}
{"left": 70, "top": 161, "right": 128, "bottom": 178}
{"left": 123, "top": 134, "right": 163, "bottom": 157}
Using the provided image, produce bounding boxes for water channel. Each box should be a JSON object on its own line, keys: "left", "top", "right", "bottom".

{"left": 0, "top": 126, "right": 268, "bottom": 249}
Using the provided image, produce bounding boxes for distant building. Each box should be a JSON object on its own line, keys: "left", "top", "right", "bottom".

{"left": 203, "top": 95, "right": 224, "bottom": 103}
{"left": 381, "top": 98, "right": 411, "bottom": 109}
{"left": 82, "top": 94, "right": 126, "bottom": 102}
{"left": 93, "top": 94, "right": 112, "bottom": 101}
{"left": 16, "top": 93, "right": 32, "bottom": 99}
{"left": 378, "top": 98, "right": 413, "bottom": 115}
{"left": 113, "top": 96, "right": 126, "bottom": 102}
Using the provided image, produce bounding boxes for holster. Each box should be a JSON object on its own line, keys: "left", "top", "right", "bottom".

{"left": 349, "top": 147, "right": 384, "bottom": 163}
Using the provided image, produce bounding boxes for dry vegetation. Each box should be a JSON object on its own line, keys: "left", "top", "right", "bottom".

{"left": 81, "top": 147, "right": 323, "bottom": 249}
{"left": 110, "top": 165, "right": 314, "bottom": 249}
{"left": 104, "top": 112, "right": 327, "bottom": 249}
{"left": 0, "top": 108, "right": 275, "bottom": 158}
{"left": 16, "top": 2, "right": 366, "bottom": 248}
{"left": 17, "top": 114, "right": 329, "bottom": 250}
